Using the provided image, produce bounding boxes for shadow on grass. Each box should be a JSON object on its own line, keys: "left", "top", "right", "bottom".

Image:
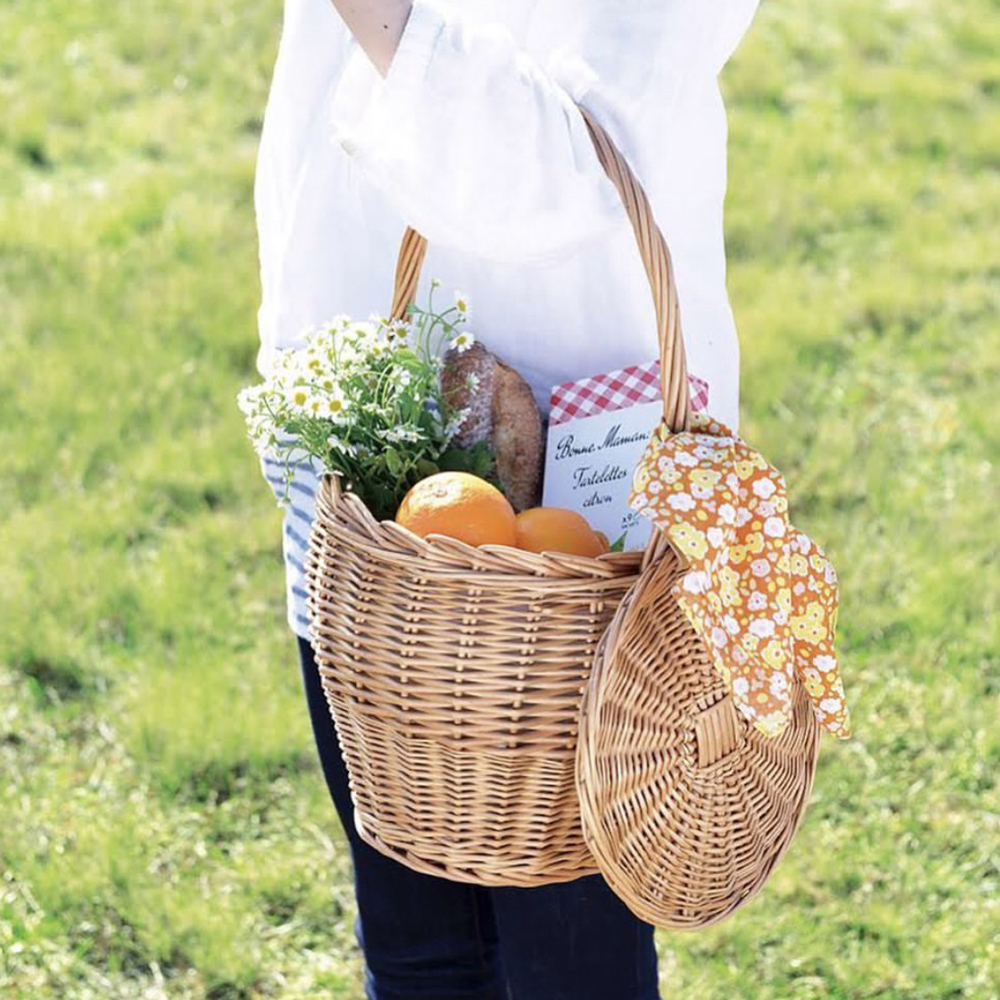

{"left": 259, "top": 881, "right": 346, "bottom": 930}
{"left": 13, "top": 655, "right": 104, "bottom": 706}
{"left": 66, "top": 903, "right": 262, "bottom": 999}
{"left": 158, "top": 751, "right": 317, "bottom": 807}
{"left": 204, "top": 984, "right": 257, "bottom": 1000}
{"left": 64, "top": 901, "right": 189, "bottom": 980}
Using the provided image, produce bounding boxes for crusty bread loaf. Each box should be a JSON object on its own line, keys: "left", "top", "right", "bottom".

{"left": 441, "top": 343, "right": 544, "bottom": 512}
{"left": 442, "top": 343, "right": 495, "bottom": 450}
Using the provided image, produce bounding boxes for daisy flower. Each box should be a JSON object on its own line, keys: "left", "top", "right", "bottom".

{"left": 449, "top": 330, "right": 475, "bottom": 353}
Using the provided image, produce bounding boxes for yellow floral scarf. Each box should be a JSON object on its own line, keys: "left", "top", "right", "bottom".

{"left": 630, "top": 414, "right": 851, "bottom": 739}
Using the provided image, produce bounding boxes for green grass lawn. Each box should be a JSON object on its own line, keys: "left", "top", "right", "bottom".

{"left": 1, "top": 0, "right": 997, "bottom": 996}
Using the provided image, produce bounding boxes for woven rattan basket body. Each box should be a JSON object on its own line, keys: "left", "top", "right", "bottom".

{"left": 307, "top": 487, "right": 642, "bottom": 885}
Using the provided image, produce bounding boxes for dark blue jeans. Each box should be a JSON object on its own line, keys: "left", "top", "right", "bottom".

{"left": 297, "top": 636, "right": 661, "bottom": 1000}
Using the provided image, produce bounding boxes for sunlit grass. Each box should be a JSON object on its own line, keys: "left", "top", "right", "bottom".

{"left": 1, "top": 0, "right": 997, "bottom": 997}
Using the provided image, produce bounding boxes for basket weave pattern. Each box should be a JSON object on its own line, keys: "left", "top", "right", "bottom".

{"left": 306, "top": 487, "right": 642, "bottom": 884}
{"left": 576, "top": 543, "right": 822, "bottom": 927}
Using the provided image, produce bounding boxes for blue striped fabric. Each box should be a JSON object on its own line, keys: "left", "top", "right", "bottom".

{"left": 260, "top": 453, "right": 320, "bottom": 638}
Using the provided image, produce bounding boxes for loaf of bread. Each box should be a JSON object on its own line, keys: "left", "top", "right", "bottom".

{"left": 441, "top": 343, "right": 544, "bottom": 512}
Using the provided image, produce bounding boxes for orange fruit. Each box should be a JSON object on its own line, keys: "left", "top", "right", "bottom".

{"left": 395, "top": 472, "right": 517, "bottom": 547}
{"left": 594, "top": 531, "right": 611, "bottom": 553}
{"left": 514, "top": 507, "right": 607, "bottom": 558}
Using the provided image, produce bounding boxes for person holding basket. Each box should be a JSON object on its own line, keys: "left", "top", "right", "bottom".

{"left": 252, "top": 1, "right": 760, "bottom": 996}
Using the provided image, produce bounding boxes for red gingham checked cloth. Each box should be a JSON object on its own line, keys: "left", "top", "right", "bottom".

{"left": 549, "top": 361, "right": 709, "bottom": 426}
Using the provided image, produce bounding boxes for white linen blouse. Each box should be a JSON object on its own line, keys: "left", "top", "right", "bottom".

{"left": 253, "top": 0, "right": 760, "bottom": 637}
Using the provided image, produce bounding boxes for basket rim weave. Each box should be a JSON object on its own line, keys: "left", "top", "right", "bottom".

{"left": 317, "top": 473, "right": 645, "bottom": 582}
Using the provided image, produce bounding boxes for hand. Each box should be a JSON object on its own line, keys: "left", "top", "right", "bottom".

{"left": 329, "top": 0, "right": 413, "bottom": 76}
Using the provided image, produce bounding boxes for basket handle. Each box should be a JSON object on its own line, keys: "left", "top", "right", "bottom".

{"left": 388, "top": 105, "right": 690, "bottom": 434}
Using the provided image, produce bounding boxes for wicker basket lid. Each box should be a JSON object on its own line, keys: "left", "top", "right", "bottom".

{"left": 576, "top": 544, "right": 822, "bottom": 930}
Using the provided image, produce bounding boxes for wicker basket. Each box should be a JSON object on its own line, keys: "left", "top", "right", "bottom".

{"left": 576, "top": 542, "right": 822, "bottom": 929}
{"left": 306, "top": 487, "right": 642, "bottom": 885}
{"left": 304, "top": 108, "right": 679, "bottom": 886}
{"left": 305, "top": 106, "right": 821, "bottom": 903}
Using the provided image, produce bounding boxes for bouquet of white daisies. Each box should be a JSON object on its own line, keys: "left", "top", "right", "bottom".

{"left": 237, "top": 286, "right": 494, "bottom": 521}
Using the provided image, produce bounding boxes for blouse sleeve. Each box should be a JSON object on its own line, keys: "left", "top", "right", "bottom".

{"left": 328, "top": 0, "right": 627, "bottom": 265}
